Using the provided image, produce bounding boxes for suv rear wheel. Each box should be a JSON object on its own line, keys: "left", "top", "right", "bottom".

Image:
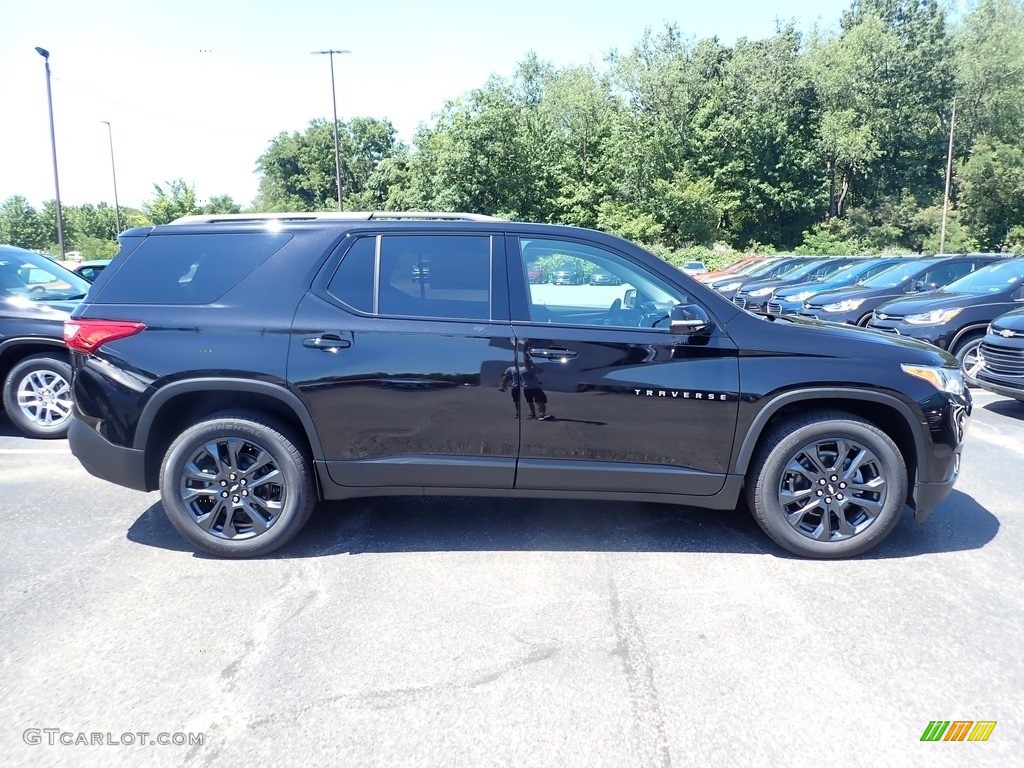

{"left": 747, "top": 411, "right": 907, "bottom": 558}
{"left": 2, "top": 353, "right": 73, "bottom": 439}
{"left": 159, "top": 412, "right": 316, "bottom": 557}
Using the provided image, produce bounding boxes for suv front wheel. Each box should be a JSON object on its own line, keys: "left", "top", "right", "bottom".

{"left": 3, "top": 353, "right": 74, "bottom": 439}
{"left": 159, "top": 413, "right": 316, "bottom": 557}
{"left": 747, "top": 412, "right": 907, "bottom": 558}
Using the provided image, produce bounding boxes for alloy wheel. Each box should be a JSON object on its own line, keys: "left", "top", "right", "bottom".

{"left": 777, "top": 437, "right": 887, "bottom": 542}
{"left": 16, "top": 369, "right": 72, "bottom": 428}
{"left": 179, "top": 437, "right": 286, "bottom": 540}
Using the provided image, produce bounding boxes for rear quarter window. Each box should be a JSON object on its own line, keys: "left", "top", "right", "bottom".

{"left": 93, "top": 233, "right": 291, "bottom": 304}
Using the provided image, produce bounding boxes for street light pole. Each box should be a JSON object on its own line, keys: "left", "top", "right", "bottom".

{"left": 311, "top": 49, "right": 350, "bottom": 211}
{"left": 34, "top": 46, "right": 66, "bottom": 259}
{"left": 100, "top": 121, "right": 122, "bottom": 234}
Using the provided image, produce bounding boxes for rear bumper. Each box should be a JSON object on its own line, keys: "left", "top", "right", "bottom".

{"left": 69, "top": 416, "right": 150, "bottom": 492}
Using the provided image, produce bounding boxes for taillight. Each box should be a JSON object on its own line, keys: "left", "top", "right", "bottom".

{"left": 64, "top": 319, "right": 146, "bottom": 354}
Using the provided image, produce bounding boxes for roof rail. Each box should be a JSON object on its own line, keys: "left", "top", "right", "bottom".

{"left": 168, "top": 211, "right": 504, "bottom": 225}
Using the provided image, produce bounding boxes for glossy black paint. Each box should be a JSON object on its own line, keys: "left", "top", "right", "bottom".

{"left": 69, "top": 218, "right": 970, "bottom": 524}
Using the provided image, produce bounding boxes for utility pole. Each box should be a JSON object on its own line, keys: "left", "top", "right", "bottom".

{"left": 939, "top": 97, "right": 957, "bottom": 255}
{"left": 101, "top": 121, "right": 122, "bottom": 233}
{"left": 311, "top": 49, "right": 351, "bottom": 211}
{"left": 35, "top": 46, "right": 66, "bottom": 259}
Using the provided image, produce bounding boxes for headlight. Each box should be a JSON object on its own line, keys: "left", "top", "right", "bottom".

{"left": 718, "top": 281, "right": 743, "bottom": 292}
{"left": 790, "top": 290, "right": 815, "bottom": 302}
{"left": 749, "top": 287, "right": 774, "bottom": 297}
{"left": 822, "top": 298, "right": 866, "bottom": 312}
{"left": 901, "top": 364, "right": 965, "bottom": 396}
{"left": 904, "top": 308, "right": 963, "bottom": 325}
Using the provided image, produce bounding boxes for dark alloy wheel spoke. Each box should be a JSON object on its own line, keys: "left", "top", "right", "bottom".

{"left": 778, "top": 436, "right": 888, "bottom": 543}
{"left": 180, "top": 436, "right": 286, "bottom": 541}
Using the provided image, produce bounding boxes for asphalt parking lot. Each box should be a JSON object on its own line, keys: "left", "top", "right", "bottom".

{"left": 1, "top": 391, "right": 1021, "bottom": 767}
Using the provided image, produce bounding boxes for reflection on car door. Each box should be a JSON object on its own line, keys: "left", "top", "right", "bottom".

{"left": 506, "top": 235, "right": 741, "bottom": 496}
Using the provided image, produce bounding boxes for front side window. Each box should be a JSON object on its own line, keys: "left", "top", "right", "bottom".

{"left": 517, "top": 238, "right": 690, "bottom": 330}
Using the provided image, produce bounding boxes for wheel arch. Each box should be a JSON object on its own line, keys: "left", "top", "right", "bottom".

{"left": 135, "top": 379, "right": 325, "bottom": 491}
{"left": 732, "top": 389, "right": 924, "bottom": 505}
{"left": 0, "top": 338, "right": 69, "bottom": 386}
{"left": 949, "top": 324, "right": 988, "bottom": 354}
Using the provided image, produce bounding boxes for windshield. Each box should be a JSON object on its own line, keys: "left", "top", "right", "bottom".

{"left": 0, "top": 251, "right": 90, "bottom": 300}
{"left": 860, "top": 260, "right": 938, "bottom": 288}
{"left": 941, "top": 260, "right": 1024, "bottom": 293}
{"left": 818, "top": 261, "right": 877, "bottom": 285}
{"left": 770, "top": 259, "right": 829, "bottom": 281}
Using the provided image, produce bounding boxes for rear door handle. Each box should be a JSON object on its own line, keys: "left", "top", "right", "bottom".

{"left": 303, "top": 333, "right": 351, "bottom": 352}
{"left": 528, "top": 347, "right": 578, "bottom": 360}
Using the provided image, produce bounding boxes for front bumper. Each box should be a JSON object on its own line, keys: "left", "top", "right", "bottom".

{"left": 69, "top": 416, "right": 150, "bottom": 492}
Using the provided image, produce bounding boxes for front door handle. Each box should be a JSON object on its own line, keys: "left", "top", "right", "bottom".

{"left": 303, "top": 333, "right": 351, "bottom": 353}
{"left": 527, "top": 347, "right": 578, "bottom": 360}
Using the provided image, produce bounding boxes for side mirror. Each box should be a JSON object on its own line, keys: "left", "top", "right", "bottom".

{"left": 670, "top": 304, "right": 712, "bottom": 335}
{"left": 622, "top": 288, "right": 637, "bottom": 310}
{"left": 1013, "top": 286, "right": 1024, "bottom": 302}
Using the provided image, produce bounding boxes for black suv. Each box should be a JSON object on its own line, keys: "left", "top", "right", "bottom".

{"left": 866, "top": 258, "right": 1024, "bottom": 378}
{"left": 67, "top": 213, "right": 970, "bottom": 559}
{"left": 798, "top": 255, "right": 1006, "bottom": 326}
{"left": 1, "top": 244, "right": 90, "bottom": 438}
{"left": 975, "top": 308, "right": 1024, "bottom": 402}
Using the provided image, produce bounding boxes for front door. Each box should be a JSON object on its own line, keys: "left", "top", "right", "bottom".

{"left": 507, "top": 235, "right": 740, "bottom": 496}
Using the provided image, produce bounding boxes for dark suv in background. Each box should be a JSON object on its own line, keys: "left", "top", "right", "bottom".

{"left": 799, "top": 255, "right": 1006, "bottom": 326}
{"left": 67, "top": 212, "right": 969, "bottom": 560}
{"left": 866, "top": 258, "right": 1024, "bottom": 378}
{"left": 975, "top": 308, "right": 1024, "bottom": 402}
{"left": 1, "top": 244, "right": 90, "bottom": 438}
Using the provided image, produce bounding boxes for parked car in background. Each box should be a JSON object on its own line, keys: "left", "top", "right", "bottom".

{"left": 680, "top": 261, "right": 707, "bottom": 276}
{"left": 767, "top": 258, "right": 911, "bottom": 316}
{"left": 798, "top": 255, "right": 1006, "bottom": 326}
{"left": 709, "top": 256, "right": 817, "bottom": 301}
{"left": 866, "top": 258, "right": 1024, "bottom": 379}
{"left": 552, "top": 263, "right": 584, "bottom": 285}
{"left": 696, "top": 256, "right": 772, "bottom": 284}
{"left": 527, "top": 262, "right": 546, "bottom": 283}
{"left": 588, "top": 267, "right": 622, "bottom": 285}
{"left": 64, "top": 259, "right": 111, "bottom": 282}
{"left": 975, "top": 308, "right": 1024, "bottom": 401}
{"left": 1, "top": 244, "right": 90, "bottom": 438}
{"left": 732, "top": 256, "right": 864, "bottom": 314}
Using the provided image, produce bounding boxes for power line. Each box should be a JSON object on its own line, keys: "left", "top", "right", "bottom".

{"left": 50, "top": 76, "right": 270, "bottom": 138}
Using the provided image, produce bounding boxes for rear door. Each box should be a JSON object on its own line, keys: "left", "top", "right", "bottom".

{"left": 289, "top": 229, "right": 518, "bottom": 490}
{"left": 506, "top": 235, "right": 740, "bottom": 496}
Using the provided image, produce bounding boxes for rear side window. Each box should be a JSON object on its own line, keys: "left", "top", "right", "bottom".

{"left": 326, "top": 234, "right": 492, "bottom": 320}
{"left": 94, "top": 233, "right": 291, "bottom": 304}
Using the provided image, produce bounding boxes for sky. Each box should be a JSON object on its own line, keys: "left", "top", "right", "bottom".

{"left": 1, "top": 0, "right": 854, "bottom": 211}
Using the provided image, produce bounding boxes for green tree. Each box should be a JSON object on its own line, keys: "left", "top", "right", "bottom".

{"left": 254, "top": 117, "right": 404, "bottom": 211}
{"left": 0, "top": 196, "right": 48, "bottom": 250}
{"left": 958, "top": 137, "right": 1024, "bottom": 250}
{"left": 143, "top": 179, "right": 200, "bottom": 225}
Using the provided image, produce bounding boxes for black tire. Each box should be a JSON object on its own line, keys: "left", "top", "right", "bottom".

{"left": 746, "top": 411, "right": 907, "bottom": 559}
{"left": 2, "top": 353, "right": 73, "bottom": 439}
{"left": 159, "top": 412, "right": 316, "bottom": 557}
{"left": 953, "top": 334, "right": 984, "bottom": 385}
